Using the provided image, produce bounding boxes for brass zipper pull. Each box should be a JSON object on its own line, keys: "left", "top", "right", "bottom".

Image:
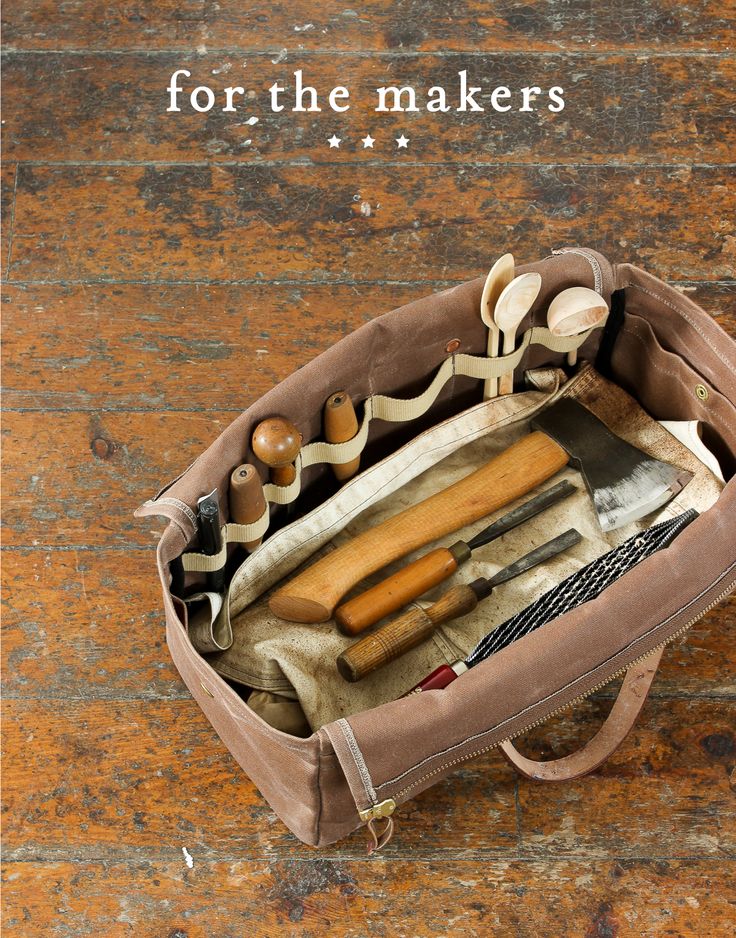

{"left": 359, "top": 799, "right": 396, "bottom": 855}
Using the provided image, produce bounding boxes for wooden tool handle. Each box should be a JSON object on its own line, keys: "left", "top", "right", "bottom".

{"left": 336, "top": 584, "right": 479, "bottom": 682}
{"left": 498, "top": 368, "right": 514, "bottom": 397}
{"left": 270, "top": 463, "right": 296, "bottom": 486}
{"left": 270, "top": 431, "right": 568, "bottom": 623}
{"left": 229, "top": 464, "right": 266, "bottom": 552}
{"left": 324, "top": 391, "right": 361, "bottom": 481}
{"left": 335, "top": 546, "right": 462, "bottom": 636}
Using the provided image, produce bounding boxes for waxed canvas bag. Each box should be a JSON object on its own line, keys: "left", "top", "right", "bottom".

{"left": 136, "top": 247, "right": 736, "bottom": 850}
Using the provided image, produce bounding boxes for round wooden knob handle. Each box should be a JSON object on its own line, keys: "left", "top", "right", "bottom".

{"left": 252, "top": 417, "right": 302, "bottom": 486}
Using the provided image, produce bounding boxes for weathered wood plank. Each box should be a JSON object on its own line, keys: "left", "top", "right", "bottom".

{"left": 647, "top": 596, "right": 736, "bottom": 697}
{"left": 515, "top": 696, "right": 736, "bottom": 859}
{"left": 0, "top": 696, "right": 518, "bottom": 858}
{"left": 2, "top": 0, "right": 735, "bottom": 52}
{"left": 2, "top": 161, "right": 16, "bottom": 228}
{"left": 2, "top": 548, "right": 733, "bottom": 700}
{"left": 1, "top": 161, "right": 17, "bottom": 277}
{"left": 2, "top": 698, "right": 733, "bottom": 859}
{"left": 0, "top": 550, "right": 185, "bottom": 700}
{"left": 3, "top": 53, "right": 734, "bottom": 164}
{"left": 2, "top": 281, "right": 733, "bottom": 411}
{"left": 7, "top": 164, "right": 735, "bottom": 283}
{"left": 3, "top": 858, "right": 735, "bottom": 937}
{"left": 2, "top": 0, "right": 734, "bottom": 926}
{"left": 0, "top": 282, "right": 421, "bottom": 410}
{"left": 0, "top": 411, "right": 240, "bottom": 547}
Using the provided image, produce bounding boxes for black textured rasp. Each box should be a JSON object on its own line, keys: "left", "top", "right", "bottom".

{"left": 466, "top": 509, "right": 698, "bottom": 667}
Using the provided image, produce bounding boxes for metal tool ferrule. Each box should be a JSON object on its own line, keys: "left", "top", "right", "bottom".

{"left": 448, "top": 541, "right": 472, "bottom": 565}
{"left": 469, "top": 577, "right": 494, "bottom": 601}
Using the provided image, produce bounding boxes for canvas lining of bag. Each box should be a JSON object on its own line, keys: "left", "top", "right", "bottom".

{"left": 183, "top": 352, "right": 724, "bottom": 735}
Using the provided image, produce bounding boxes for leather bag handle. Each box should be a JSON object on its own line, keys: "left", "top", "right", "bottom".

{"left": 499, "top": 646, "right": 663, "bottom": 782}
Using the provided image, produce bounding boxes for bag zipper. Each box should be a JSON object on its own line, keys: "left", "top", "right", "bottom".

{"left": 358, "top": 799, "right": 397, "bottom": 855}
{"left": 389, "top": 581, "right": 734, "bottom": 805}
{"left": 358, "top": 799, "right": 396, "bottom": 823}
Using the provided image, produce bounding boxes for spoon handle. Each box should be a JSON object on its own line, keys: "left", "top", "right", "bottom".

{"left": 484, "top": 328, "right": 500, "bottom": 399}
{"left": 498, "top": 330, "right": 517, "bottom": 395}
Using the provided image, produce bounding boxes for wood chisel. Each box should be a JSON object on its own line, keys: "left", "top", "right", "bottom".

{"left": 403, "top": 510, "right": 698, "bottom": 695}
{"left": 337, "top": 528, "right": 582, "bottom": 683}
{"left": 335, "top": 479, "right": 576, "bottom": 635}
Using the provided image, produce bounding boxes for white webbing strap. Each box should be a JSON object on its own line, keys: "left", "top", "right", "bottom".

{"left": 180, "top": 328, "right": 591, "bottom": 572}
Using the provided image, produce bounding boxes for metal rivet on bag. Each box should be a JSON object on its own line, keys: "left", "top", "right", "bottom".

{"left": 445, "top": 338, "right": 461, "bottom": 353}
{"left": 199, "top": 680, "right": 215, "bottom": 698}
{"left": 695, "top": 384, "right": 709, "bottom": 401}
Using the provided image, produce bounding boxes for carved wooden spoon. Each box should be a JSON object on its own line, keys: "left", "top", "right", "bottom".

{"left": 547, "top": 287, "right": 609, "bottom": 366}
{"left": 494, "top": 272, "right": 542, "bottom": 395}
{"left": 479, "top": 253, "right": 514, "bottom": 399}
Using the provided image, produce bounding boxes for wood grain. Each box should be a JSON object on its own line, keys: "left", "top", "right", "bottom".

{"left": 651, "top": 596, "right": 736, "bottom": 696}
{"left": 323, "top": 390, "right": 361, "bottom": 480}
{"left": 3, "top": 282, "right": 731, "bottom": 413}
{"left": 2, "top": 161, "right": 17, "bottom": 276}
{"left": 0, "top": 411, "right": 240, "bottom": 547}
{"left": 2, "top": 0, "right": 734, "bottom": 927}
{"left": 3, "top": 0, "right": 735, "bottom": 51}
{"left": 3, "top": 859, "right": 735, "bottom": 936}
{"left": 2, "top": 697, "right": 733, "bottom": 859}
{"left": 514, "top": 696, "right": 736, "bottom": 859}
{"left": 3, "top": 53, "right": 734, "bottom": 164}
{"left": 337, "top": 581, "right": 477, "bottom": 680}
{"left": 270, "top": 432, "right": 569, "bottom": 621}
{"left": 0, "top": 282, "right": 423, "bottom": 410}
{"left": 7, "top": 165, "right": 734, "bottom": 284}
{"left": 0, "top": 697, "right": 516, "bottom": 858}
{"left": 335, "top": 546, "right": 462, "bottom": 635}
{"left": 1, "top": 550, "right": 185, "bottom": 699}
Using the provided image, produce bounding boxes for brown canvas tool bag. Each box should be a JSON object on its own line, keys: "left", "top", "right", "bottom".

{"left": 136, "top": 248, "right": 736, "bottom": 851}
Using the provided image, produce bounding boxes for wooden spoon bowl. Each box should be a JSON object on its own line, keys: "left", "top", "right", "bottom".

{"left": 547, "top": 287, "right": 609, "bottom": 365}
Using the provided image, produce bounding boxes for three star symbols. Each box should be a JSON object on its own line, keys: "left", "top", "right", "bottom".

{"left": 328, "top": 134, "right": 409, "bottom": 149}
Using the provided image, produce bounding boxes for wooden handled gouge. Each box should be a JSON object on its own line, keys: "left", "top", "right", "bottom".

{"left": 337, "top": 528, "right": 583, "bottom": 682}
{"left": 335, "top": 479, "right": 576, "bottom": 636}
{"left": 269, "top": 398, "right": 691, "bottom": 624}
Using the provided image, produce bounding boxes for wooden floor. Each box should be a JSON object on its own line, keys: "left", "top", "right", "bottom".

{"left": 2, "top": 2, "right": 735, "bottom": 935}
